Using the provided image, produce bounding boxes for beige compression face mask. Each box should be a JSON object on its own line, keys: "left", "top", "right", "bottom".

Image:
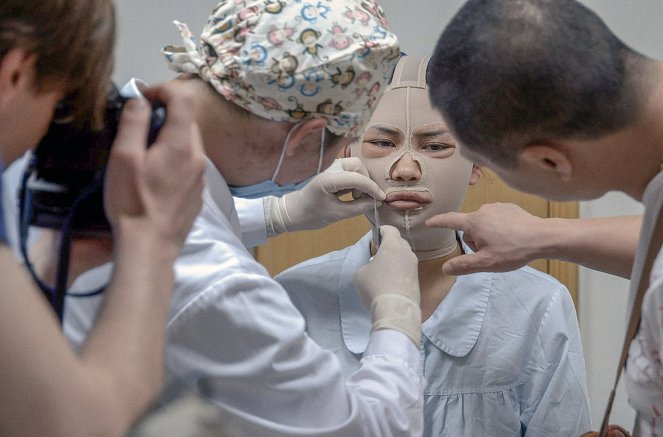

{"left": 352, "top": 55, "right": 473, "bottom": 260}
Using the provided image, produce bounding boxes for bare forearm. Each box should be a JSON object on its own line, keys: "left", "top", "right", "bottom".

{"left": 0, "top": 234, "right": 177, "bottom": 435}
{"left": 538, "top": 215, "right": 641, "bottom": 279}
{"left": 427, "top": 204, "right": 642, "bottom": 278}
{"left": 0, "top": 247, "right": 138, "bottom": 436}
{"left": 76, "top": 81, "right": 204, "bottom": 430}
{"left": 80, "top": 227, "right": 179, "bottom": 427}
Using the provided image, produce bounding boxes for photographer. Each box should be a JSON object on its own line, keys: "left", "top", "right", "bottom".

{"left": 0, "top": 1, "right": 205, "bottom": 436}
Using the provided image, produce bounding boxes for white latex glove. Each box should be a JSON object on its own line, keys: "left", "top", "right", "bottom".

{"left": 355, "top": 225, "right": 422, "bottom": 345}
{"left": 265, "top": 157, "right": 385, "bottom": 236}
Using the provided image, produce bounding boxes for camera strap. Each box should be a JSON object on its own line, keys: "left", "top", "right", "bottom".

{"left": 18, "top": 155, "right": 106, "bottom": 323}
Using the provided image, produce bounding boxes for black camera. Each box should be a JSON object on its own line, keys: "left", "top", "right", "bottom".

{"left": 20, "top": 85, "right": 165, "bottom": 235}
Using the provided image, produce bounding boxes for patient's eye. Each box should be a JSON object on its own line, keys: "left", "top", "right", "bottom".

{"left": 420, "top": 139, "right": 455, "bottom": 157}
{"left": 369, "top": 139, "right": 396, "bottom": 148}
{"left": 422, "top": 142, "right": 450, "bottom": 152}
{"left": 361, "top": 125, "right": 403, "bottom": 158}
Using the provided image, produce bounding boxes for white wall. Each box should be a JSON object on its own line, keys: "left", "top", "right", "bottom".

{"left": 113, "top": 0, "right": 662, "bottom": 428}
{"left": 112, "top": 1, "right": 216, "bottom": 85}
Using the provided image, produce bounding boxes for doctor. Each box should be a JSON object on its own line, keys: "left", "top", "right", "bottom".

{"left": 64, "top": 1, "right": 425, "bottom": 435}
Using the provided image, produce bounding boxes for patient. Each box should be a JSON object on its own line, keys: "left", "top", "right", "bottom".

{"left": 276, "top": 55, "right": 592, "bottom": 436}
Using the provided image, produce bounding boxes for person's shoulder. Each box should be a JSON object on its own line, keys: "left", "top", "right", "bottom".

{"left": 170, "top": 216, "right": 280, "bottom": 312}
{"left": 488, "top": 266, "right": 572, "bottom": 317}
{"left": 484, "top": 268, "right": 580, "bottom": 344}
{"left": 494, "top": 265, "right": 567, "bottom": 293}
{"left": 274, "top": 243, "right": 362, "bottom": 302}
{"left": 277, "top": 244, "right": 355, "bottom": 280}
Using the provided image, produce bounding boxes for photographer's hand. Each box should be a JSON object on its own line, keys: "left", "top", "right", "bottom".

{"left": 82, "top": 82, "right": 205, "bottom": 427}
{"left": 105, "top": 83, "right": 205, "bottom": 251}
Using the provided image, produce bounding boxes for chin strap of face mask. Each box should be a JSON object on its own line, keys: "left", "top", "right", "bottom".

{"left": 18, "top": 155, "right": 106, "bottom": 323}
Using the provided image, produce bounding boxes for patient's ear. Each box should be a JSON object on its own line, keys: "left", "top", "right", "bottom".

{"left": 469, "top": 165, "right": 481, "bottom": 185}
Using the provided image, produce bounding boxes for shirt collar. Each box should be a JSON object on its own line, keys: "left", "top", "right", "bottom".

{"left": 338, "top": 232, "right": 491, "bottom": 357}
{"left": 202, "top": 157, "right": 242, "bottom": 237}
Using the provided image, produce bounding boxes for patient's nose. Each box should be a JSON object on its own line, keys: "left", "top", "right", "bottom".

{"left": 390, "top": 153, "right": 422, "bottom": 182}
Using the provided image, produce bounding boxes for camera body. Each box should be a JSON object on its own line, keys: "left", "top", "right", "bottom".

{"left": 22, "top": 86, "right": 165, "bottom": 235}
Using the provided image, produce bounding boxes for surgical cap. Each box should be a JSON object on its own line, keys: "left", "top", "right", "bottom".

{"left": 163, "top": 0, "right": 400, "bottom": 137}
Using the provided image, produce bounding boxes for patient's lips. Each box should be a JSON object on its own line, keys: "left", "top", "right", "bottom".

{"left": 385, "top": 190, "right": 433, "bottom": 210}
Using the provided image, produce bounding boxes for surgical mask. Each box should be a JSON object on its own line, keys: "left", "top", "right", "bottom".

{"left": 229, "top": 123, "right": 325, "bottom": 199}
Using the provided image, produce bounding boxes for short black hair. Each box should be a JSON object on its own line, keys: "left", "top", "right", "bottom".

{"left": 427, "top": 0, "right": 651, "bottom": 167}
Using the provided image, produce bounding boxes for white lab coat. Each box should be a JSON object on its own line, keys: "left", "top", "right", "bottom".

{"left": 63, "top": 159, "right": 424, "bottom": 436}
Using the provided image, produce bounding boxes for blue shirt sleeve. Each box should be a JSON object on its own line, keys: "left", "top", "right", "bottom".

{"left": 0, "top": 162, "right": 7, "bottom": 244}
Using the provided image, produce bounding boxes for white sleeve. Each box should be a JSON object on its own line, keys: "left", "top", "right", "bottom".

{"left": 166, "top": 271, "right": 423, "bottom": 437}
{"left": 234, "top": 197, "right": 269, "bottom": 248}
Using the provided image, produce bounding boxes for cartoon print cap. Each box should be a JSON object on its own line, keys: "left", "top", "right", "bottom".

{"left": 163, "top": 0, "right": 400, "bottom": 137}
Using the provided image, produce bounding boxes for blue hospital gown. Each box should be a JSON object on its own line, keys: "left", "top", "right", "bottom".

{"left": 276, "top": 232, "right": 592, "bottom": 436}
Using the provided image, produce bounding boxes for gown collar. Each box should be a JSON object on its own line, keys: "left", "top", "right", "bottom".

{"left": 339, "top": 232, "right": 491, "bottom": 357}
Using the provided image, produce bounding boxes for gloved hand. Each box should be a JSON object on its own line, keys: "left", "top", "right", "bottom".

{"left": 355, "top": 225, "right": 422, "bottom": 345}
{"left": 265, "top": 157, "right": 385, "bottom": 236}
